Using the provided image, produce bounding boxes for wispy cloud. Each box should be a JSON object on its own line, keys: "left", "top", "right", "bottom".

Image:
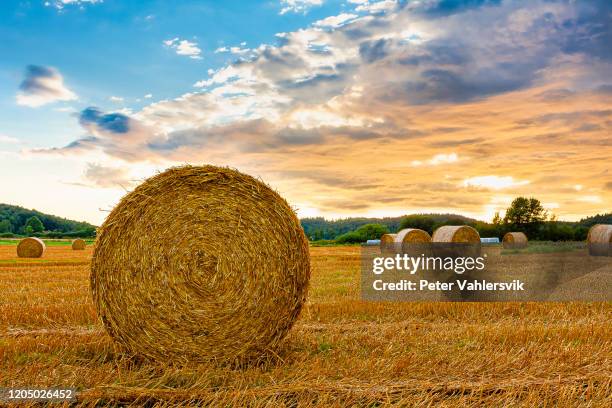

{"left": 163, "top": 38, "right": 202, "bottom": 59}
{"left": 279, "top": 0, "right": 323, "bottom": 15}
{"left": 0, "top": 135, "right": 20, "bottom": 144}
{"left": 314, "top": 13, "right": 358, "bottom": 28}
{"left": 16, "top": 65, "right": 77, "bottom": 107}
{"left": 45, "top": 0, "right": 103, "bottom": 10}
{"left": 463, "top": 176, "right": 531, "bottom": 191}
{"left": 411, "top": 153, "right": 459, "bottom": 167}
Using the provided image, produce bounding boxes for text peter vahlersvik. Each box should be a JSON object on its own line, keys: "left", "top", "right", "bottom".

{"left": 370, "top": 254, "right": 525, "bottom": 292}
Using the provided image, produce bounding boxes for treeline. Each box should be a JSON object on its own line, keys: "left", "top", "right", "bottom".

{"left": 0, "top": 204, "right": 96, "bottom": 238}
{"left": 302, "top": 214, "right": 476, "bottom": 241}
{"left": 301, "top": 197, "right": 611, "bottom": 243}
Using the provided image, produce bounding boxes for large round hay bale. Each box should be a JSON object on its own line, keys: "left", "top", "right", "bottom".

{"left": 71, "top": 238, "right": 86, "bottom": 250}
{"left": 17, "top": 237, "right": 46, "bottom": 258}
{"left": 432, "top": 225, "right": 481, "bottom": 258}
{"left": 394, "top": 228, "right": 431, "bottom": 254}
{"left": 91, "top": 165, "right": 311, "bottom": 363}
{"left": 587, "top": 224, "right": 612, "bottom": 257}
{"left": 502, "top": 232, "right": 528, "bottom": 249}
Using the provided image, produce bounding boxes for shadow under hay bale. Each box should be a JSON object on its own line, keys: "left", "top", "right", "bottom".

{"left": 91, "top": 165, "right": 311, "bottom": 363}
{"left": 16, "top": 237, "right": 46, "bottom": 258}
{"left": 587, "top": 224, "right": 612, "bottom": 257}
{"left": 502, "top": 232, "right": 528, "bottom": 249}
{"left": 72, "top": 238, "right": 87, "bottom": 250}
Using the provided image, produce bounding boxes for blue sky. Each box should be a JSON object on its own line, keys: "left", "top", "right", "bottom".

{"left": 0, "top": 0, "right": 347, "bottom": 146}
{"left": 0, "top": 0, "right": 610, "bottom": 224}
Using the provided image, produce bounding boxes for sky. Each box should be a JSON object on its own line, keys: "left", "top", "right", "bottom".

{"left": 0, "top": 0, "right": 610, "bottom": 225}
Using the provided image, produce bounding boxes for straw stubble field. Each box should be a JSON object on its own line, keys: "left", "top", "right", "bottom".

{"left": 0, "top": 244, "right": 611, "bottom": 406}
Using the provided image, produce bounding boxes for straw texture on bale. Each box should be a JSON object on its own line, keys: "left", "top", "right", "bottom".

{"left": 91, "top": 165, "right": 311, "bottom": 363}
{"left": 71, "top": 238, "right": 86, "bottom": 250}
{"left": 432, "top": 225, "right": 481, "bottom": 243}
{"left": 502, "top": 232, "right": 528, "bottom": 249}
{"left": 432, "top": 225, "right": 481, "bottom": 258}
{"left": 587, "top": 224, "right": 612, "bottom": 257}
{"left": 16, "top": 237, "right": 45, "bottom": 258}
{"left": 380, "top": 233, "right": 396, "bottom": 245}
{"left": 394, "top": 228, "right": 431, "bottom": 254}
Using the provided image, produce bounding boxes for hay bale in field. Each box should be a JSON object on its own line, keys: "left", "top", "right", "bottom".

{"left": 17, "top": 237, "right": 46, "bottom": 258}
{"left": 394, "top": 228, "right": 431, "bottom": 254}
{"left": 91, "top": 165, "right": 310, "bottom": 363}
{"left": 71, "top": 238, "right": 86, "bottom": 250}
{"left": 432, "top": 225, "right": 481, "bottom": 258}
{"left": 587, "top": 224, "right": 612, "bottom": 257}
{"left": 502, "top": 232, "right": 528, "bottom": 249}
{"left": 379, "top": 233, "right": 396, "bottom": 253}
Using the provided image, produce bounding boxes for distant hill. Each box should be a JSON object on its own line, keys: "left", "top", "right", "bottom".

{"left": 301, "top": 214, "right": 477, "bottom": 240}
{"left": 0, "top": 203, "right": 96, "bottom": 238}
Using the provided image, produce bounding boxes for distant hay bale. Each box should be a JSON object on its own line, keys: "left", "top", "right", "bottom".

{"left": 394, "top": 228, "right": 431, "bottom": 254}
{"left": 502, "top": 232, "right": 528, "bottom": 249}
{"left": 90, "top": 165, "right": 310, "bottom": 363}
{"left": 380, "top": 233, "right": 396, "bottom": 245}
{"left": 587, "top": 224, "right": 612, "bottom": 257}
{"left": 432, "top": 225, "right": 481, "bottom": 258}
{"left": 379, "top": 233, "right": 396, "bottom": 253}
{"left": 17, "top": 237, "right": 46, "bottom": 258}
{"left": 433, "top": 225, "right": 481, "bottom": 243}
{"left": 71, "top": 238, "right": 86, "bottom": 250}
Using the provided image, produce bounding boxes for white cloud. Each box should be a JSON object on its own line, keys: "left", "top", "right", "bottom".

{"left": 354, "top": 0, "right": 397, "bottom": 14}
{"left": 46, "top": 0, "right": 102, "bottom": 10}
{"left": 411, "top": 153, "right": 459, "bottom": 167}
{"left": 280, "top": 0, "right": 323, "bottom": 15}
{"left": 0, "top": 135, "right": 19, "bottom": 144}
{"left": 16, "top": 65, "right": 77, "bottom": 108}
{"left": 163, "top": 38, "right": 202, "bottom": 60}
{"left": 109, "top": 96, "right": 124, "bottom": 102}
{"left": 577, "top": 195, "right": 602, "bottom": 204}
{"left": 144, "top": 93, "right": 153, "bottom": 99}
{"left": 314, "top": 13, "right": 358, "bottom": 28}
{"left": 463, "top": 176, "right": 530, "bottom": 190}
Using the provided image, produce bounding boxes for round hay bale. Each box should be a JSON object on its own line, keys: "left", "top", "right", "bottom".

{"left": 71, "top": 238, "right": 87, "bottom": 250}
{"left": 380, "top": 233, "right": 396, "bottom": 254}
{"left": 91, "top": 165, "right": 311, "bottom": 363}
{"left": 587, "top": 224, "right": 612, "bottom": 257}
{"left": 502, "top": 232, "right": 528, "bottom": 249}
{"left": 394, "top": 228, "right": 431, "bottom": 255}
{"left": 17, "top": 237, "right": 46, "bottom": 258}
{"left": 432, "top": 225, "right": 481, "bottom": 258}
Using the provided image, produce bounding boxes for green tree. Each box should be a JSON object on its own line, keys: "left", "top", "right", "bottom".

{"left": 25, "top": 216, "right": 44, "bottom": 233}
{"left": 492, "top": 212, "right": 502, "bottom": 225}
{"left": 336, "top": 223, "right": 389, "bottom": 243}
{"left": 399, "top": 215, "right": 436, "bottom": 234}
{"left": 0, "top": 219, "right": 12, "bottom": 233}
{"left": 503, "top": 197, "right": 547, "bottom": 225}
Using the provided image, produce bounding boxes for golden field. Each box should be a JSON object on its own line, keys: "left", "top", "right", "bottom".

{"left": 0, "top": 245, "right": 611, "bottom": 406}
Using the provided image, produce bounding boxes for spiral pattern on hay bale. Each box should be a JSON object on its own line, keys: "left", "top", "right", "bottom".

{"left": 17, "top": 237, "right": 46, "bottom": 258}
{"left": 91, "top": 165, "right": 311, "bottom": 363}
{"left": 72, "top": 238, "right": 87, "bottom": 250}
